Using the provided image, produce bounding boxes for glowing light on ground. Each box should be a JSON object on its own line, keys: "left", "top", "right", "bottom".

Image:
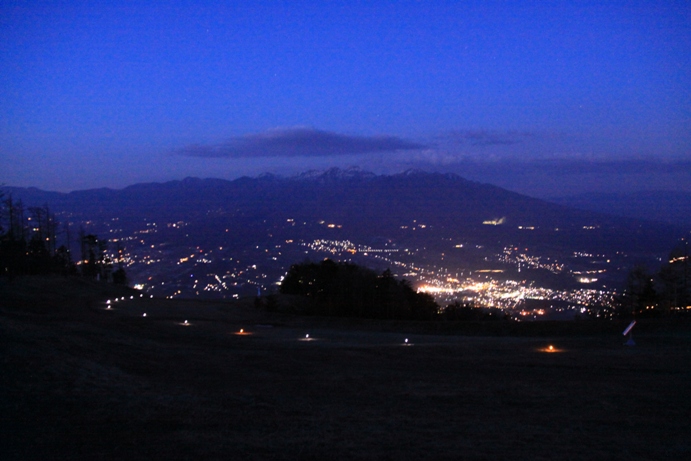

{"left": 539, "top": 344, "right": 562, "bottom": 353}
{"left": 299, "top": 334, "right": 316, "bottom": 342}
{"left": 234, "top": 328, "right": 252, "bottom": 336}
{"left": 142, "top": 313, "right": 147, "bottom": 317}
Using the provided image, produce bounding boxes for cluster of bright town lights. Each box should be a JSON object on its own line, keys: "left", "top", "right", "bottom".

{"left": 417, "top": 278, "right": 617, "bottom": 313}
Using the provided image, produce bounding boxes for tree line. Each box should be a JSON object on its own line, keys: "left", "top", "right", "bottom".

{"left": 0, "top": 192, "right": 126, "bottom": 284}
{"left": 277, "top": 250, "right": 691, "bottom": 322}
{"left": 619, "top": 240, "right": 690, "bottom": 317}
{"left": 279, "top": 259, "right": 438, "bottom": 320}
{"left": 277, "top": 259, "right": 511, "bottom": 322}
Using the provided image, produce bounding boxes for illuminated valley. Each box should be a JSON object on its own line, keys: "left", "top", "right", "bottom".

{"left": 10, "top": 170, "right": 684, "bottom": 321}
{"left": 79, "top": 212, "right": 627, "bottom": 321}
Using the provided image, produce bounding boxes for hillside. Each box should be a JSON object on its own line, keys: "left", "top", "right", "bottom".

{"left": 2, "top": 276, "right": 690, "bottom": 460}
{"left": 3, "top": 169, "right": 685, "bottom": 301}
{"left": 6, "top": 169, "right": 681, "bottom": 244}
{"left": 553, "top": 190, "right": 691, "bottom": 228}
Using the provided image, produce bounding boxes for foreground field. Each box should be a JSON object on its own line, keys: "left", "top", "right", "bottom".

{"left": 2, "top": 277, "right": 690, "bottom": 460}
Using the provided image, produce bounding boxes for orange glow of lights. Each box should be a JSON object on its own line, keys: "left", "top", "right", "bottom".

{"left": 539, "top": 344, "right": 562, "bottom": 353}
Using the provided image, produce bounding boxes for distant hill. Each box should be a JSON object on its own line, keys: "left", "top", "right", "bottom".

{"left": 3, "top": 168, "right": 686, "bottom": 299}
{"left": 552, "top": 191, "right": 691, "bottom": 228}
{"left": 4, "top": 167, "right": 682, "bottom": 248}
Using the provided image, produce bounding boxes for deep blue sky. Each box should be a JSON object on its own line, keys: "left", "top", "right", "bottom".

{"left": 1, "top": 1, "right": 689, "bottom": 196}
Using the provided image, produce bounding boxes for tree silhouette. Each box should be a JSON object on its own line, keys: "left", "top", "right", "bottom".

{"left": 79, "top": 232, "right": 111, "bottom": 280}
{"left": 0, "top": 193, "right": 81, "bottom": 279}
{"left": 619, "top": 265, "right": 658, "bottom": 318}
{"left": 442, "top": 301, "right": 508, "bottom": 321}
{"left": 658, "top": 241, "right": 690, "bottom": 313}
{"left": 616, "top": 240, "right": 691, "bottom": 317}
{"left": 0, "top": 190, "right": 126, "bottom": 283}
{"left": 280, "top": 259, "right": 438, "bottom": 320}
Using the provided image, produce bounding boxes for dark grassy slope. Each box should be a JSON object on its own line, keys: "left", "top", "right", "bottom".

{"left": 2, "top": 277, "right": 690, "bottom": 460}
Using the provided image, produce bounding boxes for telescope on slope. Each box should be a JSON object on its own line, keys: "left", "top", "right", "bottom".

{"left": 623, "top": 320, "right": 636, "bottom": 346}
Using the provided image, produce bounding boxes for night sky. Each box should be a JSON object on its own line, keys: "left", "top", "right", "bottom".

{"left": 2, "top": 1, "right": 689, "bottom": 196}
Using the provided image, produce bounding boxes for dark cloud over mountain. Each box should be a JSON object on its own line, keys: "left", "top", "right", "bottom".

{"left": 176, "top": 128, "right": 427, "bottom": 158}
{"left": 446, "top": 130, "right": 535, "bottom": 146}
